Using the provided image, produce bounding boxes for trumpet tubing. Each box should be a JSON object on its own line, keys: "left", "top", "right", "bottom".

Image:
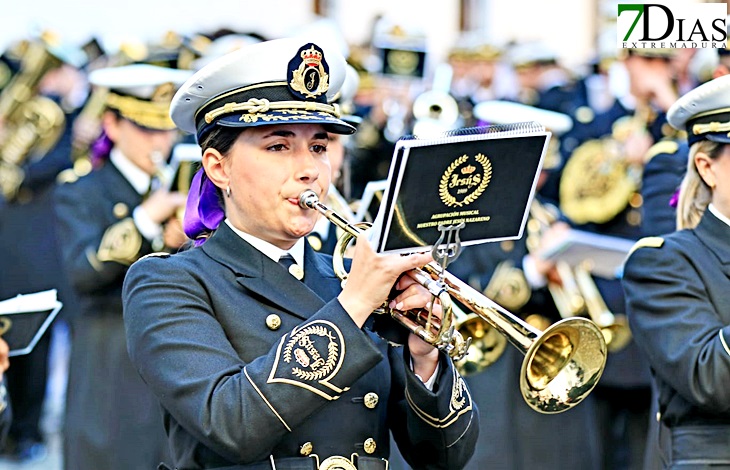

{"left": 319, "top": 194, "right": 469, "bottom": 360}
{"left": 551, "top": 261, "right": 587, "bottom": 317}
{"left": 422, "top": 263, "right": 607, "bottom": 412}
{"left": 572, "top": 266, "right": 633, "bottom": 353}
{"left": 299, "top": 190, "right": 608, "bottom": 413}
{"left": 452, "top": 306, "right": 507, "bottom": 377}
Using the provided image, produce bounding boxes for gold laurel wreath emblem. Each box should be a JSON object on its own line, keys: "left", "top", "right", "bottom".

{"left": 439, "top": 153, "right": 492, "bottom": 208}
{"left": 283, "top": 324, "right": 339, "bottom": 381}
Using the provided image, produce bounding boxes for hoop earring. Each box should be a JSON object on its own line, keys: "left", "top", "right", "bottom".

{"left": 225, "top": 186, "right": 231, "bottom": 198}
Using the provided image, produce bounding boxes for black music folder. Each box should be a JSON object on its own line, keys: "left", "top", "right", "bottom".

{"left": 369, "top": 123, "right": 551, "bottom": 253}
{"left": 0, "top": 289, "right": 62, "bottom": 356}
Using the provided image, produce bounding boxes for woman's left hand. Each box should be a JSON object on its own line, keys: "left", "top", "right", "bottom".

{"left": 390, "top": 273, "right": 440, "bottom": 382}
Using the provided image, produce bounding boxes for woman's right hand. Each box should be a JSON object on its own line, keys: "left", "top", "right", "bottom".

{"left": 140, "top": 189, "right": 188, "bottom": 225}
{"left": 337, "top": 237, "right": 433, "bottom": 328}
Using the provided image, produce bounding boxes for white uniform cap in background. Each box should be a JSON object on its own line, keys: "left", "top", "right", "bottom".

{"left": 473, "top": 100, "right": 573, "bottom": 135}
{"left": 474, "top": 100, "right": 572, "bottom": 170}
{"left": 89, "top": 63, "right": 193, "bottom": 130}
{"left": 190, "top": 34, "right": 263, "bottom": 71}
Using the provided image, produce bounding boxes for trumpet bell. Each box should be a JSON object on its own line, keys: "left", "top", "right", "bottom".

{"left": 521, "top": 317, "right": 607, "bottom": 414}
{"left": 455, "top": 313, "right": 508, "bottom": 376}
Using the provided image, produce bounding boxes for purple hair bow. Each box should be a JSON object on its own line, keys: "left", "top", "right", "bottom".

{"left": 89, "top": 129, "right": 113, "bottom": 168}
{"left": 183, "top": 168, "right": 225, "bottom": 246}
{"left": 669, "top": 187, "right": 680, "bottom": 208}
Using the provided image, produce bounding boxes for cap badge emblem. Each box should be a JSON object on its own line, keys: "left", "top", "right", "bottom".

{"left": 288, "top": 43, "right": 329, "bottom": 100}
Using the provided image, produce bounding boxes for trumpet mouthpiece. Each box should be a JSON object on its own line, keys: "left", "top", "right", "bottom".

{"left": 298, "top": 190, "right": 319, "bottom": 209}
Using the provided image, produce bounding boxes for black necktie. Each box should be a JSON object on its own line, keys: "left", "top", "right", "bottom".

{"left": 279, "top": 254, "right": 304, "bottom": 280}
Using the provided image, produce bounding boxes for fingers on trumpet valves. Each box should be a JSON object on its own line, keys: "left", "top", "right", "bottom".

{"left": 388, "top": 283, "right": 442, "bottom": 315}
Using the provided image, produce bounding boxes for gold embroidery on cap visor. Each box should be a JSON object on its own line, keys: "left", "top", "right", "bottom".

{"left": 204, "top": 98, "right": 341, "bottom": 124}
{"left": 106, "top": 93, "right": 176, "bottom": 130}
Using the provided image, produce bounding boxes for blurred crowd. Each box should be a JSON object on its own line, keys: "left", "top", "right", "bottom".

{"left": 0, "top": 14, "right": 726, "bottom": 470}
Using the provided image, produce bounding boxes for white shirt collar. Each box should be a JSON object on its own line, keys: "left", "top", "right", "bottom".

{"left": 709, "top": 203, "right": 730, "bottom": 228}
{"left": 224, "top": 219, "right": 305, "bottom": 266}
{"left": 109, "top": 148, "right": 152, "bottom": 195}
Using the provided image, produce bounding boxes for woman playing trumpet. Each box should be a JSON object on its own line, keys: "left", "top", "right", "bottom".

{"left": 122, "top": 38, "right": 478, "bottom": 470}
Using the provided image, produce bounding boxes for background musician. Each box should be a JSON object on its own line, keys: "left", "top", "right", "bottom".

{"left": 53, "top": 63, "right": 191, "bottom": 470}
{"left": 622, "top": 73, "right": 730, "bottom": 469}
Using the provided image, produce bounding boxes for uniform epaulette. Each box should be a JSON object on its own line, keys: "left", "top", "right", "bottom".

{"left": 137, "top": 252, "right": 171, "bottom": 262}
{"left": 628, "top": 236, "right": 664, "bottom": 257}
{"left": 644, "top": 140, "right": 679, "bottom": 163}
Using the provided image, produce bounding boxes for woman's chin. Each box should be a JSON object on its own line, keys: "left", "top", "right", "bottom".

{"left": 288, "top": 221, "right": 316, "bottom": 239}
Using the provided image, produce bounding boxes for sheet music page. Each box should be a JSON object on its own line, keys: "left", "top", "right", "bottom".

{"left": 0, "top": 289, "right": 59, "bottom": 315}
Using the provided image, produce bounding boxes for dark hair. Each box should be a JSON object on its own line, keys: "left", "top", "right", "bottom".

{"left": 196, "top": 126, "right": 248, "bottom": 207}
{"left": 199, "top": 126, "right": 247, "bottom": 154}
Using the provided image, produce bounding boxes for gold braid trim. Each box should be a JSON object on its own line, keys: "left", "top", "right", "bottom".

{"left": 692, "top": 121, "right": 730, "bottom": 135}
{"left": 205, "top": 98, "right": 341, "bottom": 124}
{"left": 106, "top": 93, "right": 176, "bottom": 130}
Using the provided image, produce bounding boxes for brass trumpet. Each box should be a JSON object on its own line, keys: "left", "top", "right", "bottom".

{"left": 299, "top": 190, "right": 608, "bottom": 413}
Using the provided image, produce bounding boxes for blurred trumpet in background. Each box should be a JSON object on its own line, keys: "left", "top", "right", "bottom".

{"left": 527, "top": 198, "right": 632, "bottom": 353}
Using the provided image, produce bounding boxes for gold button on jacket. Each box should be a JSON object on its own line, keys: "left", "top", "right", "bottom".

{"left": 364, "top": 392, "right": 379, "bottom": 409}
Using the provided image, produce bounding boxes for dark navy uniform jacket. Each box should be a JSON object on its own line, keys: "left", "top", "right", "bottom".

{"left": 122, "top": 222, "right": 479, "bottom": 470}
{"left": 623, "top": 210, "right": 730, "bottom": 462}
{"left": 640, "top": 141, "right": 689, "bottom": 237}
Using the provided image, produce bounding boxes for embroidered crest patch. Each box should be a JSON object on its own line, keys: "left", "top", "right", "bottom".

{"left": 288, "top": 43, "right": 329, "bottom": 100}
{"left": 268, "top": 320, "right": 348, "bottom": 400}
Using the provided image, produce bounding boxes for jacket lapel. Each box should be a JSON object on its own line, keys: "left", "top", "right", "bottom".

{"left": 202, "top": 224, "right": 331, "bottom": 320}
{"left": 302, "top": 243, "right": 343, "bottom": 301}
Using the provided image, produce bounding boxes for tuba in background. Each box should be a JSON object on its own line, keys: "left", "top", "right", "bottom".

{"left": 0, "top": 37, "right": 66, "bottom": 201}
